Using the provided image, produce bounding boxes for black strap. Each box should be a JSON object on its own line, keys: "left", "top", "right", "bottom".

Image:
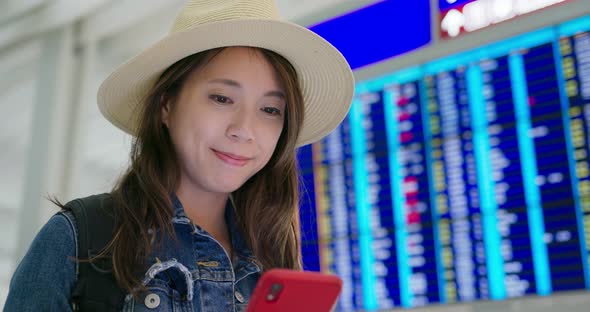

{"left": 64, "top": 193, "right": 126, "bottom": 311}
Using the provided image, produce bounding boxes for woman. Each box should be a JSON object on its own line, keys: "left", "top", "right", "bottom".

{"left": 4, "top": 0, "right": 354, "bottom": 311}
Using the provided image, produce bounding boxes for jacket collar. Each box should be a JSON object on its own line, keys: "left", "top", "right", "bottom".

{"left": 171, "top": 194, "right": 256, "bottom": 260}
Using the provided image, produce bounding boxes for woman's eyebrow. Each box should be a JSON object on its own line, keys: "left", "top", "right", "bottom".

{"left": 209, "top": 78, "right": 241, "bottom": 88}
{"left": 266, "top": 90, "right": 285, "bottom": 100}
{"left": 208, "top": 78, "right": 285, "bottom": 100}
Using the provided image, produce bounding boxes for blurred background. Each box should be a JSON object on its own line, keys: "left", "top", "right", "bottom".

{"left": 2, "top": 0, "right": 590, "bottom": 311}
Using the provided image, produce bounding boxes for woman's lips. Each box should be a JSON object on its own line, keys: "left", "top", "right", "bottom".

{"left": 212, "top": 149, "right": 250, "bottom": 167}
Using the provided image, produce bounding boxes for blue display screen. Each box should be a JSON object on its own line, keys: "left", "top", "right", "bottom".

{"left": 298, "top": 16, "right": 590, "bottom": 311}
{"left": 309, "top": 0, "right": 431, "bottom": 70}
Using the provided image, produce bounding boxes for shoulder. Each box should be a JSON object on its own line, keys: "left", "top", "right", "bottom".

{"left": 15, "top": 212, "right": 77, "bottom": 279}
{"left": 4, "top": 213, "right": 77, "bottom": 310}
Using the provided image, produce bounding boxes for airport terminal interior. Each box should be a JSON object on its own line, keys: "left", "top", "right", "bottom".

{"left": 2, "top": 0, "right": 590, "bottom": 311}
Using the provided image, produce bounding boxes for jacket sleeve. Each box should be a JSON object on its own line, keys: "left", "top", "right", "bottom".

{"left": 4, "top": 213, "right": 77, "bottom": 311}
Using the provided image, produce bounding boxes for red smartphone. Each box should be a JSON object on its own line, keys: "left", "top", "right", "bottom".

{"left": 246, "top": 269, "right": 343, "bottom": 312}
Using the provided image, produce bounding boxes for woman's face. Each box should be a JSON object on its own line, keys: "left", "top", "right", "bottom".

{"left": 162, "top": 47, "right": 286, "bottom": 195}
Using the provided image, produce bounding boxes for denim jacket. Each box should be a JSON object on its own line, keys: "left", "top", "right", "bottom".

{"left": 4, "top": 195, "right": 261, "bottom": 312}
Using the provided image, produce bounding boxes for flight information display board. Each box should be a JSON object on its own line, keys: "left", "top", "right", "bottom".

{"left": 297, "top": 16, "right": 590, "bottom": 311}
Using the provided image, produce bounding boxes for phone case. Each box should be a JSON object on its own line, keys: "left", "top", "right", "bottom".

{"left": 246, "top": 269, "right": 342, "bottom": 312}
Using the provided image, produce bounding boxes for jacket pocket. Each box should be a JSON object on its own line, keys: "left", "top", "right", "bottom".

{"left": 122, "top": 259, "right": 194, "bottom": 312}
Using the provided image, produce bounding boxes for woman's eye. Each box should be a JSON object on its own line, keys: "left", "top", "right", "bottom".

{"left": 209, "top": 94, "right": 232, "bottom": 104}
{"left": 261, "top": 107, "right": 282, "bottom": 116}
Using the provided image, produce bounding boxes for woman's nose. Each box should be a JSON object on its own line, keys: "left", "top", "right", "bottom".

{"left": 226, "top": 109, "right": 255, "bottom": 142}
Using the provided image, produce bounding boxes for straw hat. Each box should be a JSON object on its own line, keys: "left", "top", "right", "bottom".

{"left": 97, "top": 0, "right": 354, "bottom": 146}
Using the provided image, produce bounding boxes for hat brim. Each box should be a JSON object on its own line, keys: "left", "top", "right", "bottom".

{"left": 97, "top": 19, "right": 354, "bottom": 147}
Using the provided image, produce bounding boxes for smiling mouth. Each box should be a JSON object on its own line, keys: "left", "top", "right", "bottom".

{"left": 212, "top": 149, "right": 251, "bottom": 167}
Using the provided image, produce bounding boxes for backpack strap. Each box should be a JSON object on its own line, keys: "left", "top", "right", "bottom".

{"left": 64, "top": 193, "right": 126, "bottom": 311}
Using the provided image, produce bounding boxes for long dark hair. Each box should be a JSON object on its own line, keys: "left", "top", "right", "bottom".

{"left": 94, "top": 47, "right": 304, "bottom": 296}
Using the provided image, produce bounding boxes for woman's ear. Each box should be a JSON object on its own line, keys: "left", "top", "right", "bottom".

{"left": 161, "top": 96, "right": 171, "bottom": 127}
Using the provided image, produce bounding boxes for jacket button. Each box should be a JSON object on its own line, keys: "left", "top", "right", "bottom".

{"left": 235, "top": 291, "right": 245, "bottom": 303}
{"left": 145, "top": 293, "right": 161, "bottom": 309}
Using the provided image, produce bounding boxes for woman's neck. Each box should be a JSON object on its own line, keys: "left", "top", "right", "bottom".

{"left": 175, "top": 182, "right": 230, "bottom": 238}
